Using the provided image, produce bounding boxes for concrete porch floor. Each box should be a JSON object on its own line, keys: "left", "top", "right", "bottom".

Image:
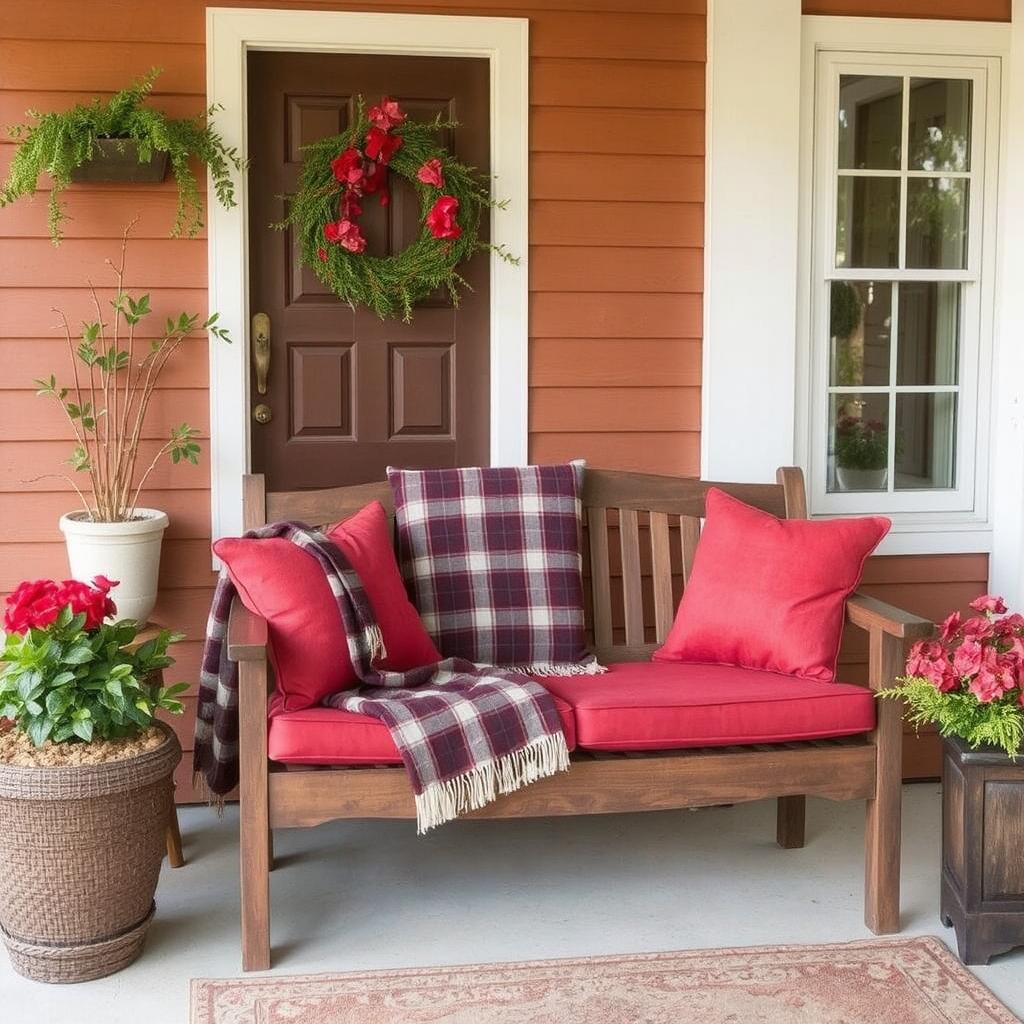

{"left": 2, "top": 783, "right": 1022, "bottom": 1022}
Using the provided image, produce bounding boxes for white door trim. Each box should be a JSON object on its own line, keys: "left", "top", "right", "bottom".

{"left": 206, "top": 6, "right": 529, "bottom": 543}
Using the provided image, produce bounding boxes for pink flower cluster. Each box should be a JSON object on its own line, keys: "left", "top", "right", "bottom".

{"left": 3, "top": 576, "right": 118, "bottom": 634}
{"left": 907, "top": 595, "right": 1024, "bottom": 705}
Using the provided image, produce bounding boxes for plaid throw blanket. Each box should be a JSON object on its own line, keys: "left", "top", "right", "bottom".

{"left": 194, "top": 522, "right": 570, "bottom": 833}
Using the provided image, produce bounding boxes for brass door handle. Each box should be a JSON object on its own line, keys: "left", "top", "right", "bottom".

{"left": 252, "top": 312, "right": 271, "bottom": 395}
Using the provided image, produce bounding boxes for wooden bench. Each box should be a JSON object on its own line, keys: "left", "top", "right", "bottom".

{"left": 229, "top": 466, "right": 932, "bottom": 971}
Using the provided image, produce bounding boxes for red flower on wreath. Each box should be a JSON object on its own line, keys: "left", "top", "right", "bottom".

{"left": 340, "top": 192, "right": 363, "bottom": 219}
{"left": 365, "top": 126, "right": 403, "bottom": 165}
{"left": 324, "top": 218, "right": 367, "bottom": 253}
{"left": 317, "top": 247, "right": 329, "bottom": 263}
{"left": 416, "top": 158, "right": 444, "bottom": 189}
{"left": 362, "top": 161, "right": 390, "bottom": 207}
{"left": 368, "top": 97, "right": 406, "bottom": 131}
{"left": 331, "top": 147, "right": 365, "bottom": 189}
{"left": 426, "top": 195, "right": 461, "bottom": 240}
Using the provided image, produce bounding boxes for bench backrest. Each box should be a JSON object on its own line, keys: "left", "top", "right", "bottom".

{"left": 244, "top": 467, "right": 807, "bottom": 663}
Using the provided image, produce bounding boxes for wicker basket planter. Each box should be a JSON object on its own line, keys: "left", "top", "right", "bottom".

{"left": 69, "top": 138, "right": 169, "bottom": 183}
{"left": 0, "top": 723, "right": 181, "bottom": 983}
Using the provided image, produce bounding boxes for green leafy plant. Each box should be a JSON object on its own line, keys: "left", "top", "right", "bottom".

{"left": 34, "top": 221, "right": 230, "bottom": 522}
{"left": 0, "top": 600, "right": 186, "bottom": 748}
{"left": 0, "top": 67, "right": 245, "bottom": 243}
{"left": 834, "top": 413, "right": 888, "bottom": 471}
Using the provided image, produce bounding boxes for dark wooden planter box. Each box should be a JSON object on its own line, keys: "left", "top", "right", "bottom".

{"left": 941, "top": 734, "right": 1024, "bottom": 964}
{"left": 69, "top": 139, "right": 168, "bottom": 183}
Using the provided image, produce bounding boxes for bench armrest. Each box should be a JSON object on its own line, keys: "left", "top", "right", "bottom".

{"left": 227, "top": 597, "right": 269, "bottom": 662}
{"left": 846, "top": 592, "right": 933, "bottom": 642}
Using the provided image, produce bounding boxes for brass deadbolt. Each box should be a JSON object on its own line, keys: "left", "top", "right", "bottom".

{"left": 253, "top": 403, "right": 272, "bottom": 424}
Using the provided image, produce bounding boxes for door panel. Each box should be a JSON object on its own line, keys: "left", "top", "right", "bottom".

{"left": 247, "top": 52, "right": 490, "bottom": 491}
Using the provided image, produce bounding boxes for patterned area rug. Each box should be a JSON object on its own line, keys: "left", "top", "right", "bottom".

{"left": 190, "top": 937, "right": 1020, "bottom": 1024}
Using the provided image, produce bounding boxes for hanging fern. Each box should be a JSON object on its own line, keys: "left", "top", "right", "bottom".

{"left": 0, "top": 68, "right": 246, "bottom": 244}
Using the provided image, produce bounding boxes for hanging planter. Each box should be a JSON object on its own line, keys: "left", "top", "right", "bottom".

{"left": 0, "top": 67, "right": 245, "bottom": 244}
{"left": 69, "top": 138, "right": 169, "bottom": 184}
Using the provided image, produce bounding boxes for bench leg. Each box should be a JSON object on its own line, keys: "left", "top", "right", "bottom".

{"left": 240, "top": 658, "right": 271, "bottom": 971}
{"left": 268, "top": 828, "right": 275, "bottom": 872}
{"left": 776, "top": 795, "right": 806, "bottom": 849}
{"left": 165, "top": 800, "right": 185, "bottom": 868}
{"left": 865, "top": 633, "right": 903, "bottom": 935}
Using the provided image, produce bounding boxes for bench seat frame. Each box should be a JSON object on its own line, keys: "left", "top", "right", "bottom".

{"left": 229, "top": 467, "right": 932, "bottom": 971}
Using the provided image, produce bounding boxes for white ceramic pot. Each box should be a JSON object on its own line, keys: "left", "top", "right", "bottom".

{"left": 836, "top": 466, "right": 888, "bottom": 492}
{"left": 58, "top": 509, "right": 169, "bottom": 624}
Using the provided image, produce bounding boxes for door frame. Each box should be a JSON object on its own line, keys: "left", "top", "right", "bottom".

{"left": 206, "top": 7, "right": 529, "bottom": 542}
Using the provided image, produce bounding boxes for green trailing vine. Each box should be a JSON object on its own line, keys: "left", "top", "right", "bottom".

{"left": 0, "top": 68, "right": 245, "bottom": 244}
{"left": 281, "top": 97, "right": 517, "bottom": 321}
{"left": 879, "top": 677, "right": 1023, "bottom": 758}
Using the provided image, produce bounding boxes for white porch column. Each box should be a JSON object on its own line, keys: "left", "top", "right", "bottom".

{"left": 702, "top": 0, "right": 803, "bottom": 481}
{"left": 990, "top": 13, "right": 1024, "bottom": 608}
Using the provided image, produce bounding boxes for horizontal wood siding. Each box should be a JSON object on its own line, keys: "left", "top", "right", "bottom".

{"left": 803, "top": 0, "right": 1010, "bottom": 18}
{"left": 0, "top": 0, "right": 989, "bottom": 797}
{"left": 0, "top": 0, "right": 705, "bottom": 802}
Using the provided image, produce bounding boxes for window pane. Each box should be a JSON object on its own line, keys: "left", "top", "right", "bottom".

{"left": 838, "top": 75, "right": 902, "bottom": 170}
{"left": 895, "top": 393, "right": 957, "bottom": 490}
{"left": 906, "top": 177, "right": 968, "bottom": 269}
{"left": 836, "top": 177, "right": 900, "bottom": 268}
{"left": 909, "top": 78, "right": 972, "bottom": 172}
{"left": 897, "top": 282, "right": 960, "bottom": 385}
{"left": 829, "top": 281, "right": 892, "bottom": 386}
{"left": 828, "top": 394, "right": 889, "bottom": 493}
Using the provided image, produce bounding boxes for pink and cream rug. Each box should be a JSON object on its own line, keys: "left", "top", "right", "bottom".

{"left": 190, "top": 936, "right": 1020, "bottom": 1024}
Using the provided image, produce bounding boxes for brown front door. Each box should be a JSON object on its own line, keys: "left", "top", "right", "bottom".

{"left": 247, "top": 52, "right": 490, "bottom": 491}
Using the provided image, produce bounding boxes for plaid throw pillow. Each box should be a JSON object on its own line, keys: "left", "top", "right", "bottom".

{"left": 387, "top": 463, "right": 602, "bottom": 675}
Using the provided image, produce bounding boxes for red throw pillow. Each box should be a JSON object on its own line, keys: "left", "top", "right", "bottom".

{"left": 653, "top": 488, "right": 889, "bottom": 681}
{"left": 213, "top": 501, "right": 441, "bottom": 711}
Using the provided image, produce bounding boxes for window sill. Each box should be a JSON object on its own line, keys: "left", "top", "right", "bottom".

{"left": 810, "top": 513, "right": 992, "bottom": 555}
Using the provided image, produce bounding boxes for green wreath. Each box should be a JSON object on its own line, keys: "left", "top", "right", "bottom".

{"left": 281, "top": 96, "right": 516, "bottom": 321}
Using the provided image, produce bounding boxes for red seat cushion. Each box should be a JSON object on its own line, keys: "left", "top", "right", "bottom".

{"left": 268, "top": 695, "right": 578, "bottom": 765}
{"left": 213, "top": 501, "right": 440, "bottom": 712}
{"left": 654, "top": 488, "right": 889, "bottom": 681}
{"left": 538, "top": 662, "right": 875, "bottom": 751}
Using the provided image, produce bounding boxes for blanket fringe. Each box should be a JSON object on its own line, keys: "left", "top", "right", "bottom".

{"left": 414, "top": 732, "right": 571, "bottom": 834}
{"left": 192, "top": 770, "right": 226, "bottom": 816}
{"left": 486, "top": 659, "right": 607, "bottom": 677}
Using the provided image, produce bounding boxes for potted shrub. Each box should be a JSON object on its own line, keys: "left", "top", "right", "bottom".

{"left": 0, "top": 67, "right": 244, "bottom": 244}
{"left": 880, "top": 595, "right": 1024, "bottom": 964}
{"left": 834, "top": 414, "right": 888, "bottom": 491}
{"left": 0, "top": 578, "right": 187, "bottom": 982}
{"left": 881, "top": 594, "right": 1023, "bottom": 758}
{"left": 36, "top": 222, "right": 231, "bottom": 623}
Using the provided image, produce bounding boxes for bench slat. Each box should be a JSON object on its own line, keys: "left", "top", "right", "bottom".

{"left": 649, "top": 511, "right": 675, "bottom": 642}
{"left": 587, "top": 507, "right": 613, "bottom": 649}
{"left": 680, "top": 514, "right": 701, "bottom": 587}
{"left": 619, "top": 507, "right": 645, "bottom": 646}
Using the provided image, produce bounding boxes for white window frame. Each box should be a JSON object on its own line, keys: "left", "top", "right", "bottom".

{"left": 810, "top": 53, "right": 995, "bottom": 517}
{"left": 796, "top": 17, "right": 1009, "bottom": 554}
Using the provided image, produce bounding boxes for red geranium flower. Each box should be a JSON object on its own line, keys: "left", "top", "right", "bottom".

{"left": 416, "top": 158, "right": 444, "bottom": 189}
{"left": 3, "top": 576, "right": 117, "bottom": 634}
{"left": 323, "top": 218, "right": 367, "bottom": 253}
{"left": 330, "top": 148, "right": 365, "bottom": 189}
{"left": 970, "top": 594, "right": 1008, "bottom": 615}
{"left": 368, "top": 97, "right": 406, "bottom": 131}
{"left": 365, "top": 127, "right": 403, "bottom": 166}
{"left": 426, "top": 195, "right": 461, "bottom": 240}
